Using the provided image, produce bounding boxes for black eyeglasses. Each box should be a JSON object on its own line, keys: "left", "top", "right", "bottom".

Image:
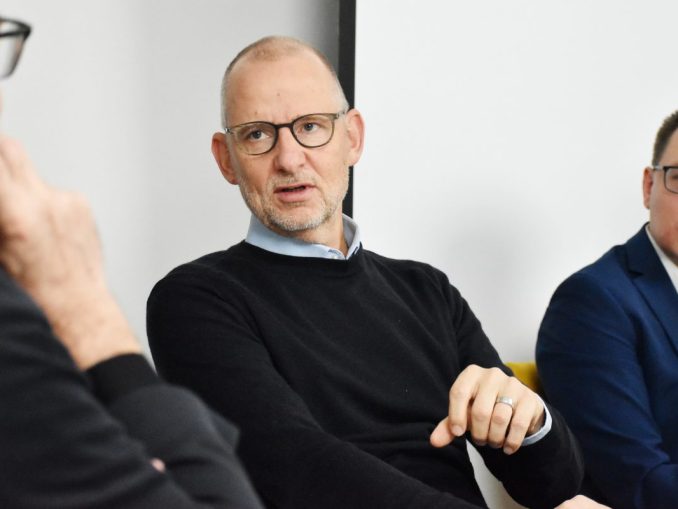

{"left": 0, "top": 17, "right": 31, "bottom": 79}
{"left": 225, "top": 111, "right": 347, "bottom": 155}
{"left": 652, "top": 166, "right": 678, "bottom": 194}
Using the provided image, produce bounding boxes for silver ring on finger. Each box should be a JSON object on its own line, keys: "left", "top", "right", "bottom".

{"left": 495, "top": 396, "right": 514, "bottom": 410}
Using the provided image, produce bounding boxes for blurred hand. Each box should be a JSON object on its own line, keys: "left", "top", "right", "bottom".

{"left": 150, "top": 458, "right": 166, "bottom": 473}
{"left": 555, "top": 494, "right": 611, "bottom": 508}
{"left": 430, "top": 365, "right": 545, "bottom": 455}
{"left": 0, "top": 135, "right": 140, "bottom": 368}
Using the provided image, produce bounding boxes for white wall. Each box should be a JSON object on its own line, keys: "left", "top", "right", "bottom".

{"left": 355, "top": 1, "right": 678, "bottom": 507}
{"left": 1, "top": 0, "right": 339, "bottom": 356}
{"left": 355, "top": 0, "right": 678, "bottom": 361}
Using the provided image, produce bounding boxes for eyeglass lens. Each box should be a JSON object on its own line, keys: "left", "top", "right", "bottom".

{"left": 665, "top": 167, "right": 678, "bottom": 193}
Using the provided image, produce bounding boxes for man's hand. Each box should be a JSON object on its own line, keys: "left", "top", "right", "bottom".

{"left": 0, "top": 135, "right": 140, "bottom": 368}
{"left": 555, "top": 494, "right": 611, "bottom": 508}
{"left": 430, "top": 365, "right": 545, "bottom": 455}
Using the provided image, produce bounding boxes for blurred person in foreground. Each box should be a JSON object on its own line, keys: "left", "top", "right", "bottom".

{"left": 0, "top": 15, "right": 262, "bottom": 509}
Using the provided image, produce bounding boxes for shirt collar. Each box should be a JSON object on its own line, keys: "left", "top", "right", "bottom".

{"left": 645, "top": 225, "right": 678, "bottom": 293}
{"left": 245, "top": 214, "right": 362, "bottom": 260}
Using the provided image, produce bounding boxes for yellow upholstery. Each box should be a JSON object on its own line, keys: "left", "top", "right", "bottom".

{"left": 505, "top": 361, "right": 543, "bottom": 396}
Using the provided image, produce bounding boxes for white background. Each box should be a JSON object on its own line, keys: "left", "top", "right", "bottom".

{"left": 2, "top": 0, "right": 339, "bottom": 356}
{"left": 355, "top": 0, "right": 678, "bottom": 362}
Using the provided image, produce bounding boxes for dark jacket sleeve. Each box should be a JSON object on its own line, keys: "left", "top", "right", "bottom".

{"left": 446, "top": 282, "right": 584, "bottom": 509}
{"left": 148, "top": 272, "right": 488, "bottom": 509}
{"left": 537, "top": 272, "right": 678, "bottom": 509}
{"left": 0, "top": 269, "right": 263, "bottom": 509}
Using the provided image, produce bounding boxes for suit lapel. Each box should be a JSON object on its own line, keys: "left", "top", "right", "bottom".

{"left": 626, "top": 226, "right": 678, "bottom": 352}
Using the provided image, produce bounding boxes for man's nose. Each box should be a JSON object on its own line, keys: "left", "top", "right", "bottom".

{"left": 273, "top": 126, "right": 305, "bottom": 170}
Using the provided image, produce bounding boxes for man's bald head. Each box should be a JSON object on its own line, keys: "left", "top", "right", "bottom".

{"left": 219, "top": 36, "right": 348, "bottom": 128}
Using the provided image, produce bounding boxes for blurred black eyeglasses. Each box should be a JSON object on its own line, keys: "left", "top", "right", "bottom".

{"left": 0, "top": 17, "right": 31, "bottom": 79}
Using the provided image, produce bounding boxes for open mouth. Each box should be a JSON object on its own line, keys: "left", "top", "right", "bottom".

{"left": 280, "top": 185, "right": 307, "bottom": 193}
{"left": 276, "top": 183, "right": 311, "bottom": 194}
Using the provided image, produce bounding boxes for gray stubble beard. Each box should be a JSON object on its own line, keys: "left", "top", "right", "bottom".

{"left": 239, "top": 168, "right": 349, "bottom": 236}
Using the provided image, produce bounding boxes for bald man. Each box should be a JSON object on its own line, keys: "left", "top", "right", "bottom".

{"left": 148, "top": 36, "right": 588, "bottom": 509}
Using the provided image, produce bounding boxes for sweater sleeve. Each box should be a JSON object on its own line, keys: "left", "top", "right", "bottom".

{"left": 147, "top": 270, "right": 486, "bottom": 509}
{"left": 0, "top": 269, "right": 262, "bottom": 509}
{"left": 86, "top": 353, "right": 162, "bottom": 404}
{"left": 445, "top": 282, "right": 584, "bottom": 509}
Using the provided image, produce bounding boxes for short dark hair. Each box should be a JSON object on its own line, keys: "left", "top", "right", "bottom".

{"left": 652, "top": 110, "right": 678, "bottom": 165}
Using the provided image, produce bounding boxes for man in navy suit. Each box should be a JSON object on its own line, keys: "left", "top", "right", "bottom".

{"left": 537, "top": 110, "right": 678, "bottom": 509}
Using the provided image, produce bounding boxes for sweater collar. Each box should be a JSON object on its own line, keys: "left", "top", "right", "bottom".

{"left": 245, "top": 214, "right": 361, "bottom": 260}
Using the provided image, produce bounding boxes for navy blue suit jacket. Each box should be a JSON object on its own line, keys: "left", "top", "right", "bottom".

{"left": 537, "top": 225, "right": 678, "bottom": 509}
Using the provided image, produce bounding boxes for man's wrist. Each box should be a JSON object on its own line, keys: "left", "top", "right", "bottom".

{"left": 48, "top": 289, "right": 142, "bottom": 369}
{"left": 522, "top": 398, "right": 552, "bottom": 446}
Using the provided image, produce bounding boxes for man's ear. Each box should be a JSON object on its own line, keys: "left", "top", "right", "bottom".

{"left": 642, "top": 167, "right": 654, "bottom": 210}
{"left": 211, "top": 132, "right": 239, "bottom": 185}
{"left": 344, "top": 109, "right": 365, "bottom": 167}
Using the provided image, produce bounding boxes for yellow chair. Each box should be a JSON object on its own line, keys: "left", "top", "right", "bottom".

{"left": 505, "top": 361, "right": 543, "bottom": 396}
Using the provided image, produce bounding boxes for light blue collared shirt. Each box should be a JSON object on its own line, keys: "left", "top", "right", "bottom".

{"left": 246, "top": 214, "right": 361, "bottom": 259}
{"left": 244, "top": 213, "right": 551, "bottom": 445}
{"left": 522, "top": 395, "right": 552, "bottom": 446}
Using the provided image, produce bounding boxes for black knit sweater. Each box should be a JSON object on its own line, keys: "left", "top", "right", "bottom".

{"left": 147, "top": 242, "right": 582, "bottom": 509}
